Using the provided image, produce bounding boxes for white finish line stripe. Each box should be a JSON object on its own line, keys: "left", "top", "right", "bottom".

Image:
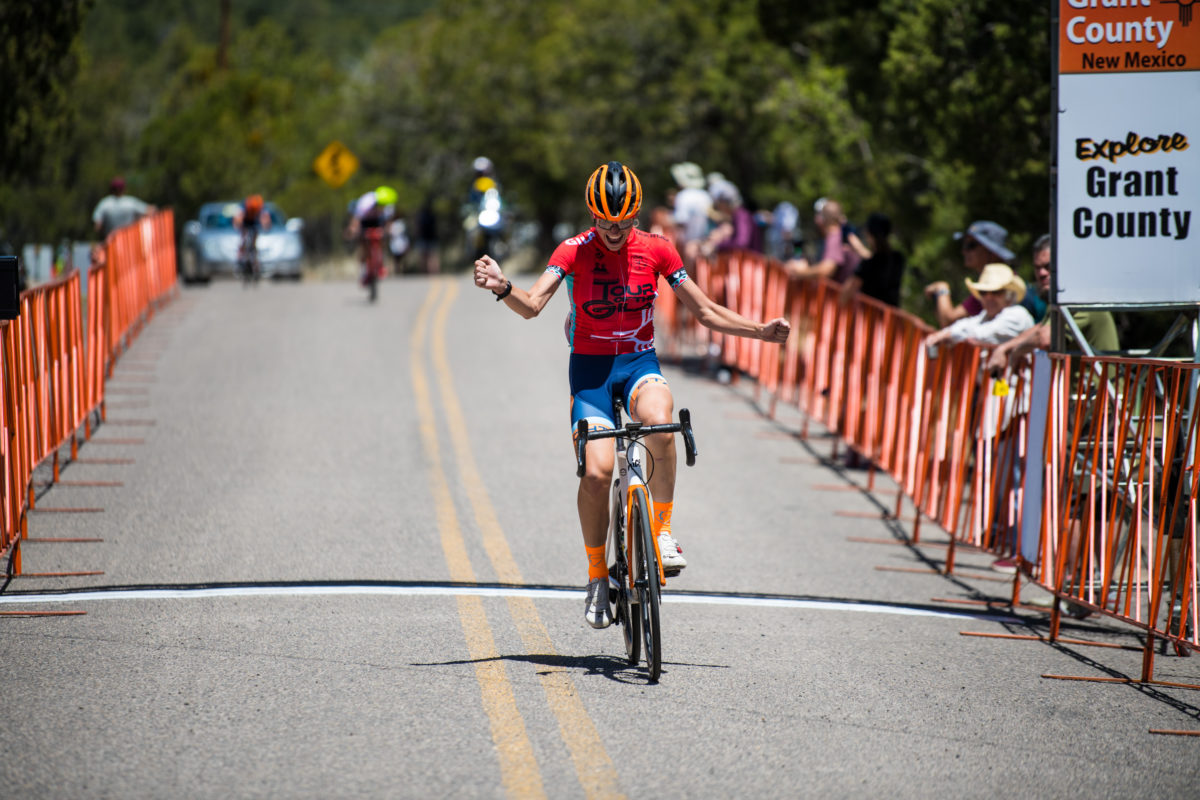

{"left": 0, "top": 585, "right": 1008, "bottom": 620}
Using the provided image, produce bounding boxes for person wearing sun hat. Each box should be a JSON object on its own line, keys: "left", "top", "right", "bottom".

{"left": 924, "top": 262, "right": 1035, "bottom": 352}
{"left": 924, "top": 220, "right": 1015, "bottom": 328}
{"left": 670, "top": 162, "right": 712, "bottom": 263}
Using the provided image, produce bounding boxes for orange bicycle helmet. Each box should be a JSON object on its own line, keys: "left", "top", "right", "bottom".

{"left": 585, "top": 161, "right": 642, "bottom": 223}
{"left": 244, "top": 194, "right": 263, "bottom": 215}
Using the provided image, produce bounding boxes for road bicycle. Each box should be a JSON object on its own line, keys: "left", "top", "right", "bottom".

{"left": 237, "top": 227, "right": 261, "bottom": 286}
{"left": 362, "top": 227, "right": 385, "bottom": 302}
{"left": 575, "top": 403, "right": 697, "bottom": 682}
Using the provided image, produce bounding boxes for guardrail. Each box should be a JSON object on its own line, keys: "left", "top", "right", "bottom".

{"left": 657, "top": 249, "right": 1199, "bottom": 686}
{"left": 1, "top": 210, "right": 176, "bottom": 576}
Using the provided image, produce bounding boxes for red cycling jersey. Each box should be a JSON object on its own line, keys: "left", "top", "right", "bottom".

{"left": 547, "top": 228, "right": 690, "bottom": 355}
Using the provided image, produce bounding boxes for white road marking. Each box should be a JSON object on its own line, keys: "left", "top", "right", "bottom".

{"left": 0, "top": 585, "right": 1011, "bottom": 621}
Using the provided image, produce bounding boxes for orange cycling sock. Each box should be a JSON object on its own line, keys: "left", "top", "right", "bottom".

{"left": 586, "top": 544, "right": 608, "bottom": 581}
{"left": 652, "top": 501, "right": 674, "bottom": 538}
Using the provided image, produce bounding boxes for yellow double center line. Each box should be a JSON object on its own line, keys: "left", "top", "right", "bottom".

{"left": 411, "top": 279, "right": 624, "bottom": 800}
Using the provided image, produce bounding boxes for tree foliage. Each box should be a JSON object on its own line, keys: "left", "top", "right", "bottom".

{"left": 1, "top": 0, "right": 1054, "bottom": 315}
{"left": 0, "top": 1, "right": 92, "bottom": 183}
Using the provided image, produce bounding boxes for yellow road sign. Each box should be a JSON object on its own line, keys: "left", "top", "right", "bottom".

{"left": 313, "top": 141, "right": 359, "bottom": 188}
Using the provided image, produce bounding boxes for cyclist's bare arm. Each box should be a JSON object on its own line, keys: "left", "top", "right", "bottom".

{"left": 473, "top": 254, "right": 561, "bottom": 319}
{"left": 674, "top": 278, "right": 790, "bottom": 343}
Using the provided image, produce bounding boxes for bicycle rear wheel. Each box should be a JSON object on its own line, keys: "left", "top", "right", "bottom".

{"left": 630, "top": 485, "right": 661, "bottom": 681}
{"left": 611, "top": 485, "right": 639, "bottom": 665}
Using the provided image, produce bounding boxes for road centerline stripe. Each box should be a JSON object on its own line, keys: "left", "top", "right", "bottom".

{"left": 432, "top": 280, "right": 625, "bottom": 800}
{"left": 412, "top": 279, "right": 546, "bottom": 800}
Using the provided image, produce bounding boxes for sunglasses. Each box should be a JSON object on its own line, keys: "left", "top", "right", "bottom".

{"left": 961, "top": 239, "right": 980, "bottom": 252}
{"left": 978, "top": 288, "right": 1005, "bottom": 296}
{"left": 595, "top": 218, "right": 636, "bottom": 232}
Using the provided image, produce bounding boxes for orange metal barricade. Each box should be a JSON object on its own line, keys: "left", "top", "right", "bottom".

{"left": 659, "top": 249, "right": 1200, "bottom": 682}
{"left": 1035, "top": 357, "right": 1200, "bottom": 668}
{"left": 1, "top": 210, "right": 175, "bottom": 575}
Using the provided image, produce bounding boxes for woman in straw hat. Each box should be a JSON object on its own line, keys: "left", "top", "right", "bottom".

{"left": 924, "top": 263, "right": 1034, "bottom": 352}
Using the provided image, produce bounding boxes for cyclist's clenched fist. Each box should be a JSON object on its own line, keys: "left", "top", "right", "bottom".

{"left": 760, "top": 318, "right": 791, "bottom": 343}
{"left": 473, "top": 254, "right": 505, "bottom": 292}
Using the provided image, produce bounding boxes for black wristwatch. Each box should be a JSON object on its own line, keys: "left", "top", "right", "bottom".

{"left": 494, "top": 280, "right": 512, "bottom": 301}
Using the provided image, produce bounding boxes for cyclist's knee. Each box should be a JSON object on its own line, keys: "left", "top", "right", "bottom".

{"left": 580, "top": 466, "right": 611, "bottom": 497}
{"left": 633, "top": 387, "right": 673, "bottom": 425}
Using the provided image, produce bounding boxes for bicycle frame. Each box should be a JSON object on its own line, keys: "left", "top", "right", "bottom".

{"left": 613, "top": 416, "right": 663, "bottom": 593}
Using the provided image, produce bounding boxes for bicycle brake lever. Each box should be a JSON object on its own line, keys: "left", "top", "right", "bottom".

{"left": 575, "top": 419, "right": 588, "bottom": 478}
{"left": 679, "top": 408, "right": 697, "bottom": 467}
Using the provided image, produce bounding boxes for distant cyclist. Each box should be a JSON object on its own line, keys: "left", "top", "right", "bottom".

{"left": 463, "top": 156, "right": 505, "bottom": 262}
{"left": 233, "top": 194, "right": 271, "bottom": 282}
{"left": 346, "top": 186, "right": 397, "bottom": 293}
{"left": 473, "top": 161, "right": 790, "bottom": 628}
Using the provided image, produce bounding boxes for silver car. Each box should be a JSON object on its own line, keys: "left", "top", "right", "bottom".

{"left": 180, "top": 201, "right": 304, "bottom": 282}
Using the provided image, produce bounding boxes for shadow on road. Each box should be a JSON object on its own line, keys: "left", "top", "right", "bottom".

{"left": 409, "top": 650, "right": 729, "bottom": 685}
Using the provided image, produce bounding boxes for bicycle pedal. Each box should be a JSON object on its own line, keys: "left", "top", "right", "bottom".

{"left": 662, "top": 567, "right": 681, "bottom": 578}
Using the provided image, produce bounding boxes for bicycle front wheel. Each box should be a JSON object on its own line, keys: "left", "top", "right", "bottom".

{"left": 611, "top": 485, "right": 639, "bottom": 665}
{"left": 630, "top": 485, "right": 661, "bottom": 682}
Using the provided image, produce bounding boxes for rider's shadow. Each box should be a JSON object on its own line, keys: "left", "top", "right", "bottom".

{"left": 411, "top": 652, "right": 730, "bottom": 684}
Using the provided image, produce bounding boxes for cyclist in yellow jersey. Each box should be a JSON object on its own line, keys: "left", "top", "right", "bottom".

{"left": 474, "top": 161, "right": 790, "bottom": 628}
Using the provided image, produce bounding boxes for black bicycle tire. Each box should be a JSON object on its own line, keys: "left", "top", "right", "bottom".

{"left": 631, "top": 485, "right": 661, "bottom": 681}
{"left": 612, "top": 485, "right": 639, "bottom": 665}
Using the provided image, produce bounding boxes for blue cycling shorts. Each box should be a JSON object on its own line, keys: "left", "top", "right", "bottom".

{"left": 569, "top": 350, "right": 669, "bottom": 433}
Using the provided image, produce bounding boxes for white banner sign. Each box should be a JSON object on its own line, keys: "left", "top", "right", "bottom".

{"left": 1056, "top": 0, "right": 1200, "bottom": 305}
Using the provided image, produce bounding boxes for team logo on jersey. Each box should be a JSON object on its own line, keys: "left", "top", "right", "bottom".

{"left": 582, "top": 279, "right": 656, "bottom": 319}
{"left": 564, "top": 231, "right": 596, "bottom": 246}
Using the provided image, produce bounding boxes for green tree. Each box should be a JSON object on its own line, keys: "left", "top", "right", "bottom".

{"left": 349, "top": 0, "right": 873, "bottom": 257}
{"left": 0, "top": 1, "right": 92, "bottom": 182}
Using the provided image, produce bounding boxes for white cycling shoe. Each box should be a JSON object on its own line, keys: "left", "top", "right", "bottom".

{"left": 585, "top": 577, "right": 613, "bottom": 629}
{"left": 658, "top": 533, "right": 687, "bottom": 573}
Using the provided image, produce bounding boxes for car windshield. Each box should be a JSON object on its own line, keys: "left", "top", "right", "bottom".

{"left": 201, "top": 203, "right": 287, "bottom": 230}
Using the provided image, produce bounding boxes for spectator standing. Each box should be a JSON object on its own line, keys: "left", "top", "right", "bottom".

{"left": 924, "top": 220, "right": 1013, "bottom": 327}
{"left": 415, "top": 196, "right": 441, "bottom": 274}
{"left": 703, "top": 179, "right": 761, "bottom": 255}
{"left": 842, "top": 212, "right": 906, "bottom": 307}
{"left": 784, "top": 198, "right": 860, "bottom": 283}
{"left": 764, "top": 201, "right": 802, "bottom": 262}
{"left": 388, "top": 213, "right": 410, "bottom": 273}
{"left": 92, "top": 177, "right": 154, "bottom": 238}
{"left": 669, "top": 162, "right": 712, "bottom": 265}
{"left": 815, "top": 197, "right": 871, "bottom": 262}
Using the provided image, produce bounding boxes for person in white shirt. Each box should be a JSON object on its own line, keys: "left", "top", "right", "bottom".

{"left": 92, "top": 177, "right": 154, "bottom": 238}
{"left": 924, "top": 262, "right": 1034, "bottom": 352}
{"left": 669, "top": 162, "right": 712, "bottom": 264}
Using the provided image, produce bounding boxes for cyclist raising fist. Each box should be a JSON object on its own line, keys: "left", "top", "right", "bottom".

{"left": 474, "top": 161, "right": 789, "bottom": 628}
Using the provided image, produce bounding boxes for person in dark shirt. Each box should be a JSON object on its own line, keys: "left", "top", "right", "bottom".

{"left": 843, "top": 212, "right": 905, "bottom": 307}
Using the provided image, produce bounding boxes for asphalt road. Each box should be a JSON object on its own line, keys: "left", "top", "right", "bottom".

{"left": 2, "top": 273, "right": 1198, "bottom": 799}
